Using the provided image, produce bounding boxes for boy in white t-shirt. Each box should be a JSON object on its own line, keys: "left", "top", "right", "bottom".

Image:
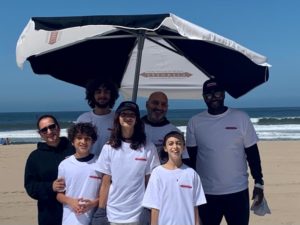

{"left": 142, "top": 131, "right": 206, "bottom": 225}
{"left": 57, "top": 123, "right": 102, "bottom": 225}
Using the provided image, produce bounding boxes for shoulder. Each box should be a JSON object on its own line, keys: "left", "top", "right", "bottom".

{"left": 59, "top": 155, "right": 73, "bottom": 167}
{"left": 228, "top": 108, "right": 251, "bottom": 119}
{"left": 77, "top": 111, "right": 93, "bottom": 121}
{"left": 187, "top": 111, "right": 207, "bottom": 125}
{"left": 144, "top": 140, "right": 157, "bottom": 150}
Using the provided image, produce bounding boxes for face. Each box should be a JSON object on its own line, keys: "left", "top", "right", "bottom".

{"left": 164, "top": 136, "right": 184, "bottom": 161}
{"left": 72, "top": 133, "right": 93, "bottom": 158}
{"left": 203, "top": 89, "right": 225, "bottom": 110}
{"left": 38, "top": 117, "right": 60, "bottom": 146}
{"left": 146, "top": 92, "right": 168, "bottom": 123}
{"left": 119, "top": 110, "right": 136, "bottom": 128}
{"left": 94, "top": 87, "right": 111, "bottom": 108}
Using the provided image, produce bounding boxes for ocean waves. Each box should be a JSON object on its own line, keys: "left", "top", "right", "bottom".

{"left": 1, "top": 108, "right": 300, "bottom": 143}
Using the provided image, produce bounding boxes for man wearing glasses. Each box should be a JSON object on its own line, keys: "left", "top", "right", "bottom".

{"left": 186, "top": 79, "right": 265, "bottom": 225}
{"left": 24, "top": 115, "right": 75, "bottom": 225}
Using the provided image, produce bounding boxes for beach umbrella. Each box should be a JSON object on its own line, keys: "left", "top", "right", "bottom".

{"left": 16, "top": 13, "right": 270, "bottom": 102}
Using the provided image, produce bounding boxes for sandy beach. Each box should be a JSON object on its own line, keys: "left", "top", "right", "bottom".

{"left": 0, "top": 141, "right": 299, "bottom": 225}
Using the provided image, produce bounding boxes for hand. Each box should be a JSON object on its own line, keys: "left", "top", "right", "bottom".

{"left": 78, "top": 199, "right": 96, "bottom": 214}
{"left": 252, "top": 186, "right": 264, "bottom": 206}
{"left": 90, "top": 207, "right": 109, "bottom": 225}
{"left": 52, "top": 178, "right": 65, "bottom": 192}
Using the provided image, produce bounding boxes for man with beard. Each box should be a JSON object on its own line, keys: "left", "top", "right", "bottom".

{"left": 76, "top": 78, "right": 119, "bottom": 156}
{"left": 141, "top": 91, "right": 189, "bottom": 163}
{"left": 186, "top": 79, "right": 265, "bottom": 225}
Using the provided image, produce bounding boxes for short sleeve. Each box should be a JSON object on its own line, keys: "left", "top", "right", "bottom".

{"left": 186, "top": 119, "right": 197, "bottom": 147}
{"left": 145, "top": 142, "right": 160, "bottom": 175}
{"left": 142, "top": 168, "right": 161, "bottom": 210}
{"left": 193, "top": 170, "right": 207, "bottom": 206}
{"left": 94, "top": 144, "right": 112, "bottom": 175}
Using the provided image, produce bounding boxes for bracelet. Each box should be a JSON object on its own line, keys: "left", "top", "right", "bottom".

{"left": 254, "top": 183, "right": 264, "bottom": 189}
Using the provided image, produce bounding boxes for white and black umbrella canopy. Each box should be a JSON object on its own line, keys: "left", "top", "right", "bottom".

{"left": 16, "top": 13, "right": 270, "bottom": 101}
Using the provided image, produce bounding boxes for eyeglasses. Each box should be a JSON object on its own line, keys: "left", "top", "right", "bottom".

{"left": 203, "top": 91, "right": 224, "bottom": 100}
{"left": 39, "top": 124, "right": 57, "bottom": 134}
{"left": 120, "top": 112, "right": 136, "bottom": 118}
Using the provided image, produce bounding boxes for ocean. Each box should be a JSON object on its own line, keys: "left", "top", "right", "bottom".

{"left": 1, "top": 107, "right": 300, "bottom": 144}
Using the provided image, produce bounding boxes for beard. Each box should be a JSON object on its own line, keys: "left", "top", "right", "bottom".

{"left": 95, "top": 100, "right": 110, "bottom": 108}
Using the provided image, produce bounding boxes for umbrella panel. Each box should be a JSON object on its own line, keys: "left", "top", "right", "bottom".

{"left": 28, "top": 37, "right": 137, "bottom": 88}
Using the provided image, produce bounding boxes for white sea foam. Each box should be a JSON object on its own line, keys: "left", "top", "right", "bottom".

{"left": 178, "top": 125, "right": 300, "bottom": 140}
{"left": 1, "top": 125, "right": 300, "bottom": 143}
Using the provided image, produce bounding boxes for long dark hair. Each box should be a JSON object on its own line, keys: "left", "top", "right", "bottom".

{"left": 108, "top": 106, "right": 146, "bottom": 150}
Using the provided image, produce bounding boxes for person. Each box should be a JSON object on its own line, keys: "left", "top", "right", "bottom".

{"left": 57, "top": 122, "right": 101, "bottom": 225}
{"left": 0, "top": 137, "right": 10, "bottom": 145}
{"left": 76, "top": 78, "right": 119, "bottom": 156}
{"left": 141, "top": 91, "right": 189, "bottom": 163}
{"left": 24, "top": 115, "right": 75, "bottom": 225}
{"left": 0, "top": 138, "right": 5, "bottom": 145}
{"left": 142, "top": 131, "right": 206, "bottom": 225}
{"left": 186, "top": 79, "right": 265, "bottom": 225}
{"left": 91, "top": 101, "right": 160, "bottom": 225}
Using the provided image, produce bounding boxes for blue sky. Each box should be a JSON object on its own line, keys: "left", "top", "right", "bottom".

{"left": 1, "top": 1, "right": 299, "bottom": 112}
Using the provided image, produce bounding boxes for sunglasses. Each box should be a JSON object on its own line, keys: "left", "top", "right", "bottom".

{"left": 203, "top": 91, "right": 224, "bottom": 100}
{"left": 39, "top": 124, "right": 57, "bottom": 134}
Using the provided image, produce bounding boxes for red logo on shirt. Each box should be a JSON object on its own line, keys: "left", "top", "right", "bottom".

{"left": 89, "top": 175, "right": 101, "bottom": 180}
{"left": 135, "top": 157, "right": 147, "bottom": 161}
{"left": 180, "top": 184, "right": 192, "bottom": 189}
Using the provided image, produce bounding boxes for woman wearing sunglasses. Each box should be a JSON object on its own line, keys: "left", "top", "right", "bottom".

{"left": 24, "top": 114, "right": 75, "bottom": 225}
{"left": 92, "top": 101, "right": 160, "bottom": 225}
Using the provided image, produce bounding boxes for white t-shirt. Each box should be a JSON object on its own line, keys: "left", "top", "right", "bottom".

{"left": 186, "top": 108, "right": 258, "bottom": 195}
{"left": 142, "top": 164, "right": 206, "bottom": 225}
{"left": 58, "top": 155, "right": 101, "bottom": 225}
{"left": 144, "top": 123, "right": 189, "bottom": 160}
{"left": 76, "top": 111, "right": 114, "bottom": 156}
{"left": 95, "top": 141, "right": 160, "bottom": 223}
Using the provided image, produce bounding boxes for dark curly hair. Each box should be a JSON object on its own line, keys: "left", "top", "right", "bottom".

{"left": 108, "top": 104, "right": 146, "bottom": 150}
{"left": 85, "top": 78, "right": 119, "bottom": 109}
{"left": 67, "top": 122, "right": 97, "bottom": 143}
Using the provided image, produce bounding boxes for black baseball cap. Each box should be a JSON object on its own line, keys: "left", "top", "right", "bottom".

{"left": 203, "top": 79, "right": 224, "bottom": 94}
{"left": 116, "top": 101, "right": 140, "bottom": 117}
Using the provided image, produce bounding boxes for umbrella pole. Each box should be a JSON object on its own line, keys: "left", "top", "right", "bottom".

{"left": 132, "top": 31, "right": 145, "bottom": 102}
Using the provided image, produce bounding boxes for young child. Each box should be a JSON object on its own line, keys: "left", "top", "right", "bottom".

{"left": 142, "top": 131, "right": 206, "bottom": 225}
{"left": 57, "top": 122, "right": 101, "bottom": 225}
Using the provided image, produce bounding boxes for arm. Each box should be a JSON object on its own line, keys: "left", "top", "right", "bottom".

{"left": 245, "top": 144, "right": 264, "bottom": 204}
{"left": 187, "top": 146, "right": 198, "bottom": 170}
{"left": 57, "top": 192, "right": 83, "bottom": 214}
{"left": 24, "top": 155, "right": 55, "bottom": 200}
{"left": 98, "top": 174, "right": 111, "bottom": 208}
{"left": 194, "top": 206, "right": 200, "bottom": 225}
{"left": 90, "top": 174, "right": 111, "bottom": 225}
{"left": 151, "top": 208, "right": 159, "bottom": 225}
